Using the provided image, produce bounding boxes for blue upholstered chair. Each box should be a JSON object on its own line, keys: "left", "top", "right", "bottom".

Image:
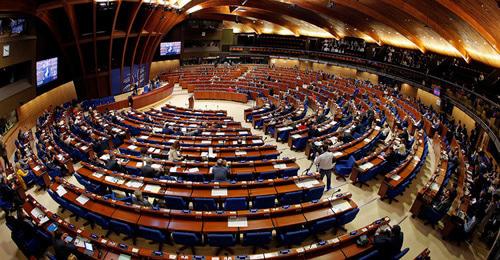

{"left": 224, "top": 197, "right": 248, "bottom": 211}
{"left": 252, "top": 195, "right": 276, "bottom": 209}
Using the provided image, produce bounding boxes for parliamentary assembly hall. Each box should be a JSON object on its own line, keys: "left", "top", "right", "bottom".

{"left": 0, "top": 0, "right": 498, "bottom": 259}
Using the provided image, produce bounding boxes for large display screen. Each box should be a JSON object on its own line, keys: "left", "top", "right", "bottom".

{"left": 10, "top": 19, "right": 25, "bottom": 34}
{"left": 160, "top": 41, "right": 181, "bottom": 56}
{"left": 36, "top": 57, "right": 58, "bottom": 86}
{"left": 433, "top": 85, "right": 441, "bottom": 96}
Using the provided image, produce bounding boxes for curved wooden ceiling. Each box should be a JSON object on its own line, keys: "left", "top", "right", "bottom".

{"left": 2, "top": 0, "right": 499, "bottom": 69}
{"left": 183, "top": 0, "right": 500, "bottom": 68}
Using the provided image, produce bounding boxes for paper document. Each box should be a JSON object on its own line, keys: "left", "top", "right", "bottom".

{"left": 56, "top": 186, "right": 68, "bottom": 196}
{"left": 76, "top": 195, "right": 90, "bottom": 205}
{"left": 211, "top": 188, "right": 228, "bottom": 196}
{"left": 228, "top": 216, "right": 248, "bottom": 227}
{"left": 359, "top": 162, "right": 374, "bottom": 171}
{"left": 273, "top": 163, "right": 288, "bottom": 169}
{"left": 390, "top": 175, "right": 401, "bottom": 181}
{"left": 144, "top": 184, "right": 161, "bottom": 193}
{"left": 330, "top": 200, "right": 352, "bottom": 213}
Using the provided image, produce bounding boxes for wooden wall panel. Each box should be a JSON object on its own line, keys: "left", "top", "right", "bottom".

{"left": 0, "top": 37, "right": 36, "bottom": 69}
{"left": 4, "top": 81, "right": 77, "bottom": 157}
{"left": 452, "top": 106, "right": 476, "bottom": 135}
{"left": 416, "top": 88, "right": 440, "bottom": 111}
{"left": 149, "top": 59, "right": 180, "bottom": 79}
{"left": 400, "top": 83, "right": 418, "bottom": 98}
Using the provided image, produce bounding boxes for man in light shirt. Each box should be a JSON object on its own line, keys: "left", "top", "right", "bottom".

{"left": 314, "top": 146, "right": 335, "bottom": 191}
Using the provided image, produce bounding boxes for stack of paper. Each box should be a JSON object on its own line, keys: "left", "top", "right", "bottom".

{"left": 216, "top": 132, "right": 225, "bottom": 136}
{"left": 144, "top": 184, "right": 161, "bottom": 193}
{"left": 201, "top": 140, "right": 212, "bottom": 144}
{"left": 295, "top": 179, "right": 320, "bottom": 188}
{"left": 76, "top": 195, "right": 90, "bottom": 205}
{"left": 33, "top": 165, "right": 41, "bottom": 171}
{"left": 228, "top": 216, "right": 248, "bottom": 227}
{"left": 273, "top": 164, "right": 287, "bottom": 169}
{"left": 56, "top": 186, "right": 67, "bottom": 196}
{"left": 125, "top": 180, "right": 144, "bottom": 188}
{"left": 128, "top": 145, "right": 138, "bottom": 150}
{"left": 151, "top": 164, "right": 162, "bottom": 170}
{"left": 291, "top": 134, "right": 302, "bottom": 139}
{"left": 331, "top": 200, "right": 352, "bottom": 213}
{"left": 100, "top": 154, "right": 110, "bottom": 160}
{"left": 390, "top": 175, "right": 401, "bottom": 181}
{"left": 235, "top": 151, "right": 247, "bottom": 156}
{"left": 211, "top": 188, "right": 228, "bottom": 196}
{"left": 359, "top": 162, "right": 374, "bottom": 171}
{"left": 188, "top": 168, "right": 199, "bottom": 173}
{"left": 92, "top": 172, "right": 104, "bottom": 178}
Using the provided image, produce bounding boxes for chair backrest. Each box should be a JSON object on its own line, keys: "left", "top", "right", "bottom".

{"left": 253, "top": 195, "right": 276, "bottom": 209}
{"left": 280, "top": 190, "right": 303, "bottom": 205}
{"left": 193, "top": 198, "right": 218, "bottom": 211}
{"left": 259, "top": 171, "right": 276, "bottom": 179}
{"left": 358, "top": 249, "right": 380, "bottom": 260}
{"left": 281, "top": 228, "right": 310, "bottom": 244}
{"left": 224, "top": 197, "right": 248, "bottom": 211}
{"left": 348, "top": 155, "right": 356, "bottom": 166}
{"left": 138, "top": 226, "right": 166, "bottom": 242}
{"left": 109, "top": 220, "right": 133, "bottom": 235}
{"left": 87, "top": 212, "right": 109, "bottom": 228}
{"left": 172, "top": 232, "right": 201, "bottom": 245}
{"left": 207, "top": 233, "right": 236, "bottom": 247}
{"left": 304, "top": 187, "right": 324, "bottom": 202}
{"left": 311, "top": 216, "right": 336, "bottom": 233}
{"left": 242, "top": 231, "right": 273, "bottom": 246}
{"left": 235, "top": 173, "right": 254, "bottom": 181}
{"left": 164, "top": 196, "right": 187, "bottom": 210}
{"left": 393, "top": 248, "right": 410, "bottom": 260}
{"left": 338, "top": 207, "right": 360, "bottom": 225}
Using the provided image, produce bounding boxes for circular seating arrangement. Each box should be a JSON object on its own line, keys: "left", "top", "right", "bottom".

{"left": 4, "top": 64, "right": 488, "bottom": 259}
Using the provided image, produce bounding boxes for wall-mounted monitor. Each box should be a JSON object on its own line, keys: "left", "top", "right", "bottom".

{"left": 433, "top": 85, "right": 441, "bottom": 96}
{"left": 10, "top": 18, "right": 25, "bottom": 34}
{"left": 160, "top": 41, "right": 181, "bottom": 56}
{"left": 36, "top": 57, "right": 58, "bottom": 86}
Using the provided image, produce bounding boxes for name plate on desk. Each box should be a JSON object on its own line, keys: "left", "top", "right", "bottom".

{"left": 228, "top": 216, "right": 248, "bottom": 227}
{"left": 211, "top": 188, "right": 228, "bottom": 196}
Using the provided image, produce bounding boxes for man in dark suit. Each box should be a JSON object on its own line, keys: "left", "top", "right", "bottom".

{"left": 105, "top": 154, "right": 121, "bottom": 172}
{"left": 53, "top": 232, "right": 76, "bottom": 260}
{"left": 141, "top": 158, "right": 158, "bottom": 178}
{"left": 374, "top": 229, "right": 392, "bottom": 259}
{"left": 390, "top": 225, "right": 404, "bottom": 256}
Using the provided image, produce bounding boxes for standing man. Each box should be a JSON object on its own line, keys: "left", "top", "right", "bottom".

{"left": 314, "top": 145, "right": 335, "bottom": 191}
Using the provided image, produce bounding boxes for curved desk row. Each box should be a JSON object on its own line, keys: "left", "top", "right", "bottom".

{"left": 24, "top": 196, "right": 384, "bottom": 260}
{"left": 194, "top": 91, "right": 248, "bottom": 103}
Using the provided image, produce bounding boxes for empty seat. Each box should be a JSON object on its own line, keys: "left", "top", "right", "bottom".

{"left": 242, "top": 231, "right": 273, "bottom": 246}
{"left": 337, "top": 208, "right": 360, "bottom": 228}
{"left": 280, "top": 190, "right": 303, "bottom": 205}
{"left": 335, "top": 155, "right": 356, "bottom": 179}
{"left": 224, "top": 197, "right": 248, "bottom": 211}
{"left": 164, "top": 196, "right": 187, "bottom": 210}
{"left": 310, "top": 216, "right": 337, "bottom": 234}
{"left": 258, "top": 171, "right": 276, "bottom": 179}
{"left": 138, "top": 226, "right": 167, "bottom": 250}
{"left": 303, "top": 186, "right": 324, "bottom": 202}
{"left": 171, "top": 232, "right": 201, "bottom": 247}
{"left": 252, "top": 195, "right": 276, "bottom": 209}
{"left": 86, "top": 212, "right": 110, "bottom": 229}
{"left": 278, "top": 228, "right": 310, "bottom": 245}
{"left": 109, "top": 220, "right": 135, "bottom": 243}
{"left": 193, "top": 198, "right": 218, "bottom": 211}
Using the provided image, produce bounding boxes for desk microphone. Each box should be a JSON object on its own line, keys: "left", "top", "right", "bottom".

{"left": 328, "top": 188, "right": 342, "bottom": 200}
